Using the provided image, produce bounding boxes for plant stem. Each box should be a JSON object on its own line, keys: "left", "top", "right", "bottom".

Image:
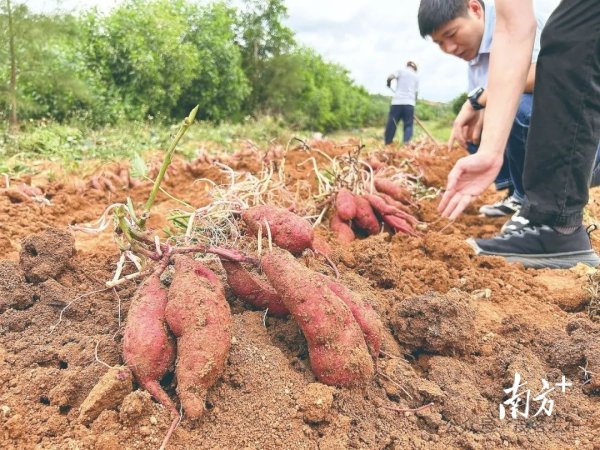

{"left": 138, "top": 105, "right": 199, "bottom": 229}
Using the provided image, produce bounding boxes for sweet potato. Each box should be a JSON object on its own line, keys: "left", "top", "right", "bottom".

{"left": 353, "top": 196, "right": 380, "bottom": 235}
{"left": 122, "top": 274, "right": 177, "bottom": 416}
{"left": 261, "top": 250, "right": 374, "bottom": 386}
{"left": 335, "top": 188, "right": 357, "bottom": 221}
{"left": 363, "top": 193, "right": 418, "bottom": 227}
{"left": 374, "top": 178, "right": 413, "bottom": 205}
{"left": 221, "top": 260, "right": 289, "bottom": 317}
{"left": 165, "top": 256, "right": 232, "bottom": 419}
{"left": 383, "top": 215, "right": 416, "bottom": 235}
{"left": 376, "top": 192, "right": 412, "bottom": 214}
{"left": 242, "top": 205, "right": 314, "bottom": 255}
{"left": 324, "top": 278, "right": 383, "bottom": 360}
{"left": 330, "top": 213, "right": 355, "bottom": 244}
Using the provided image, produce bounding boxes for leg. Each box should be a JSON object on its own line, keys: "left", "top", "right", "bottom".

{"left": 590, "top": 141, "right": 600, "bottom": 188}
{"left": 520, "top": 0, "right": 600, "bottom": 227}
{"left": 401, "top": 105, "right": 415, "bottom": 143}
{"left": 505, "top": 94, "right": 533, "bottom": 203}
{"left": 384, "top": 105, "right": 402, "bottom": 145}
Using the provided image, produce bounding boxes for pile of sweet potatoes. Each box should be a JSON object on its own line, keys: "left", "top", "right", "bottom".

{"left": 330, "top": 178, "right": 418, "bottom": 243}
{"left": 122, "top": 255, "right": 232, "bottom": 421}
{"left": 222, "top": 248, "right": 383, "bottom": 387}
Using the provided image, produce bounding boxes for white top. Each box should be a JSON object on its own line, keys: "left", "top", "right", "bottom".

{"left": 468, "top": 0, "right": 548, "bottom": 91}
{"left": 390, "top": 67, "right": 419, "bottom": 106}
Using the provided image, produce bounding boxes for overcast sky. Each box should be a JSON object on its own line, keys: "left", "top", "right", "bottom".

{"left": 24, "top": 0, "right": 560, "bottom": 102}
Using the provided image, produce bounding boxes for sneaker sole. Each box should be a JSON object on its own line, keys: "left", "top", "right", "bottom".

{"left": 478, "top": 207, "right": 516, "bottom": 217}
{"left": 467, "top": 238, "right": 600, "bottom": 269}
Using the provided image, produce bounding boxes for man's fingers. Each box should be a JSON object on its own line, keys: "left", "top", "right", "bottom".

{"left": 447, "top": 128, "right": 456, "bottom": 150}
{"left": 438, "top": 187, "right": 455, "bottom": 213}
{"left": 440, "top": 191, "right": 463, "bottom": 218}
{"left": 448, "top": 194, "right": 473, "bottom": 220}
{"left": 471, "top": 123, "right": 482, "bottom": 145}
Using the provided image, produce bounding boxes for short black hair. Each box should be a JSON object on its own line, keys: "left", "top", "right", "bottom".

{"left": 418, "top": 0, "right": 482, "bottom": 38}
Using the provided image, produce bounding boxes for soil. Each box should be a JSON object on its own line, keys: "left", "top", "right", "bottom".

{"left": 1, "top": 140, "right": 599, "bottom": 450}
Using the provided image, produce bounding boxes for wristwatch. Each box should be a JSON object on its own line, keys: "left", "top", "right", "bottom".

{"left": 468, "top": 86, "right": 485, "bottom": 110}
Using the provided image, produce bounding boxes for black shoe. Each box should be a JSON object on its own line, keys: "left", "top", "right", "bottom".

{"left": 467, "top": 225, "right": 600, "bottom": 269}
{"left": 479, "top": 194, "right": 522, "bottom": 217}
{"left": 500, "top": 212, "right": 530, "bottom": 233}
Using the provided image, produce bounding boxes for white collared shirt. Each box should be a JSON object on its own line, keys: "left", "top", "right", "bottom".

{"left": 467, "top": 0, "right": 548, "bottom": 91}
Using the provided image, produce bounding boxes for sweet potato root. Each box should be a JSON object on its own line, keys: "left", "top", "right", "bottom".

{"left": 221, "top": 260, "right": 289, "bottom": 317}
{"left": 122, "top": 274, "right": 177, "bottom": 416}
{"left": 353, "top": 196, "right": 380, "bottom": 235}
{"left": 242, "top": 205, "right": 314, "bottom": 255}
{"left": 383, "top": 215, "right": 416, "bottom": 235}
{"left": 330, "top": 213, "right": 355, "bottom": 244}
{"left": 324, "top": 278, "right": 383, "bottom": 361}
{"left": 363, "top": 194, "right": 418, "bottom": 227}
{"left": 261, "top": 250, "right": 374, "bottom": 386}
{"left": 335, "top": 188, "right": 357, "bottom": 221}
{"left": 165, "top": 256, "right": 232, "bottom": 419}
{"left": 374, "top": 178, "right": 413, "bottom": 205}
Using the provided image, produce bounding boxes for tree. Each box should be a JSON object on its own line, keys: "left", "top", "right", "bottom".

{"left": 5, "top": 0, "right": 18, "bottom": 132}
{"left": 236, "top": 0, "right": 295, "bottom": 113}
{"left": 174, "top": 2, "right": 250, "bottom": 121}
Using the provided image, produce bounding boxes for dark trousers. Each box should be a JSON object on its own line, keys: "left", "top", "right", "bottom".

{"left": 520, "top": 0, "right": 600, "bottom": 227}
{"left": 385, "top": 104, "right": 414, "bottom": 144}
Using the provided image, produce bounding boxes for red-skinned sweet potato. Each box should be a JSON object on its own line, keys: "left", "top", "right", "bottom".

{"left": 383, "top": 215, "right": 417, "bottom": 235}
{"left": 354, "top": 196, "right": 380, "bottom": 235}
{"left": 374, "top": 178, "right": 413, "bottom": 205}
{"left": 335, "top": 188, "right": 357, "bottom": 221}
{"left": 123, "top": 274, "right": 177, "bottom": 416}
{"left": 363, "top": 194, "right": 418, "bottom": 227}
{"left": 261, "top": 250, "right": 374, "bottom": 387}
{"left": 323, "top": 278, "right": 383, "bottom": 361}
{"left": 221, "top": 260, "right": 289, "bottom": 317}
{"left": 242, "top": 205, "right": 314, "bottom": 255}
{"left": 330, "top": 213, "right": 355, "bottom": 244}
{"left": 165, "top": 256, "right": 232, "bottom": 419}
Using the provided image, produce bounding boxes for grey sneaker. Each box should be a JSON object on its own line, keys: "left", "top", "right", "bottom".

{"left": 479, "top": 194, "right": 522, "bottom": 217}
{"left": 500, "top": 213, "right": 530, "bottom": 233}
{"left": 467, "top": 224, "right": 600, "bottom": 269}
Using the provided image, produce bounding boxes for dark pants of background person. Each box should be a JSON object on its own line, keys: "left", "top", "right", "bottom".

{"left": 520, "top": 0, "right": 600, "bottom": 227}
{"left": 385, "top": 105, "right": 414, "bottom": 144}
{"left": 467, "top": 94, "right": 533, "bottom": 197}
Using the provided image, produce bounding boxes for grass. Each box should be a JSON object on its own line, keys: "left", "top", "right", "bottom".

{"left": 0, "top": 115, "right": 452, "bottom": 178}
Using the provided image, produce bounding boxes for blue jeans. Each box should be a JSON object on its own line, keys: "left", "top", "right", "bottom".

{"left": 385, "top": 104, "right": 414, "bottom": 144}
{"left": 467, "top": 94, "right": 532, "bottom": 201}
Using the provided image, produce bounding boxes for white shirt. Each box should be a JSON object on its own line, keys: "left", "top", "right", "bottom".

{"left": 468, "top": 0, "right": 547, "bottom": 91}
{"left": 390, "top": 68, "right": 419, "bottom": 106}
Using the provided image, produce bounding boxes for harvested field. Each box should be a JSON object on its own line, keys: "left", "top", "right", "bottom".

{"left": 1, "top": 139, "right": 599, "bottom": 450}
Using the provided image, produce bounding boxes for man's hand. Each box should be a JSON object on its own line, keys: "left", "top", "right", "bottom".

{"left": 438, "top": 151, "right": 503, "bottom": 220}
{"left": 448, "top": 101, "right": 484, "bottom": 150}
{"left": 386, "top": 78, "right": 392, "bottom": 88}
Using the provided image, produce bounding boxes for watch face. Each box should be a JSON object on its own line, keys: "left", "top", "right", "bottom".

{"left": 468, "top": 87, "right": 480, "bottom": 97}
{"left": 468, "top": 87, "right": 482, "bottom": 98}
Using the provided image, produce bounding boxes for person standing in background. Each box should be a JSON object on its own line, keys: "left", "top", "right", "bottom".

{"left": 384, "top": 61, "right": 419, "bottom": 145}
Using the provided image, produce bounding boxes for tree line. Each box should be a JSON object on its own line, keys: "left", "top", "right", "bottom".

{"left": 0, "top": 0, "right": 390, "bottom": 132}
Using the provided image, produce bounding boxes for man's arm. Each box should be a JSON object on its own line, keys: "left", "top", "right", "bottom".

{"left": 476, "top": 63, "right": 537, "bottom": 106}
{"left": 439, "top": 0, "right": 536, "bottom": 219}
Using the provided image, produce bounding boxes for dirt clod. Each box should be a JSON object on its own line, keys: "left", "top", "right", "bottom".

{"left": 19, "top": 227, "right": 75, "bottom": 283}
{"left": 298, "top": 383, "right": 335, "bottom": 423}
{"left": 79, "top": 367, "right": 133, "bottom": 425}
{"left": 0, "top": 261, "right": 35, "bottom": 313}
{"left": 391, "top": 290, "right": 477, "bottom": 354}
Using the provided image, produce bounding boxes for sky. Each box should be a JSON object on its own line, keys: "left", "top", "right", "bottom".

{"left": 23, "top": 0, "right": 560, "bottom": 102}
